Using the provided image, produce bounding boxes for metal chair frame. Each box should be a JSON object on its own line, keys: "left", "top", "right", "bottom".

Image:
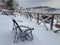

{"left": 12, "top": 19, "right": 34, "bottom": 43}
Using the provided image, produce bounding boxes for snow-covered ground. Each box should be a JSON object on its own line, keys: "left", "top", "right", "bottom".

{"left": 0, "top": 12, "right": 60, "bottom": 45}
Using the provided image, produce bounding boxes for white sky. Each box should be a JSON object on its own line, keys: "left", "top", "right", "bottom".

{"left": 16, "top": 0, "right": 60, "bottom": 8}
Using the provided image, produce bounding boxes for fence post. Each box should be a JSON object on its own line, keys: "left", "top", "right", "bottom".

{"left": 29, "top": 12, "right": 32, "bottom": 21}
{"left": 37, "top": 13, "right": 39, "bottom": 25}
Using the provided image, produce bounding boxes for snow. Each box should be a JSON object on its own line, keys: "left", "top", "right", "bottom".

{"left": 0, "top": 12, "right": 60, "bottom": 45}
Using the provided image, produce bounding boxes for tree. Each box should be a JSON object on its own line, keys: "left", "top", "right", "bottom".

{"left": 6, "top": 0, "right": 14, "bottom": 10}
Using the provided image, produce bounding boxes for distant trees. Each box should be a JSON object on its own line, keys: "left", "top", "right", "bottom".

{"left": 47, "top": 8, "right": 56, "bottom": 12}
{"left": 13, "top": 0, "right": 19, "bottom": 9}
{"left": 6, "top": 0, "right": 14, "bottom": 10}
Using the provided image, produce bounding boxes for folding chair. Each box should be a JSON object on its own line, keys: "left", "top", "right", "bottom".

{"left": 2, "top": 11, "right": 10, "bottom": 15}
{"left": 54, "top": 16, "right": 60, "bottom": 33}
{"left": 12, "top": 19, "right": 34, "bottom": 43}
{"left": 25, "top": 12, "right": 30, "bottom": 19}
{"left": 30, "top": 13, "right": 48, "bottom": 30}
{"left": 39, "top": 14, "right": 49, "bottom": 30}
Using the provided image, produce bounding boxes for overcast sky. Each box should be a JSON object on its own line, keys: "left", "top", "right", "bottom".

{"left": 16, "top": 0, "right": 60, "bottom": 8}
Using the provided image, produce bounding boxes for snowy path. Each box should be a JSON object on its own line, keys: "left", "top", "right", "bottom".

{"left": 0, "top": 15, "right": 60, "bottom": 45}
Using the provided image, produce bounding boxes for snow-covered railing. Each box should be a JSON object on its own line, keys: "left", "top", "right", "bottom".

{"left": 20, "top": 11, "right": 60, "bottom": 30}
